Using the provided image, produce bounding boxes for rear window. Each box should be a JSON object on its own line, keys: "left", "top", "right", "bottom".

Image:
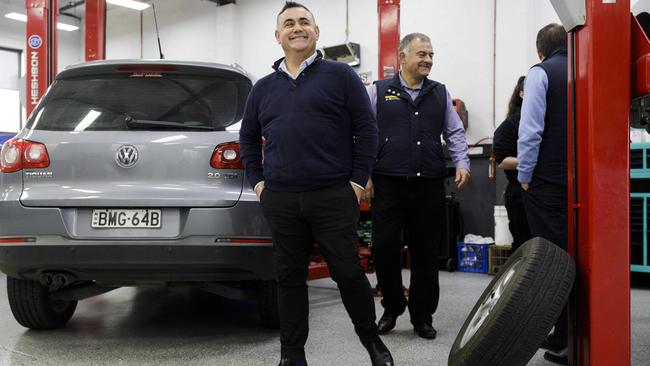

{"left": 26, "top": 72, "right": 250, "bottom": 131}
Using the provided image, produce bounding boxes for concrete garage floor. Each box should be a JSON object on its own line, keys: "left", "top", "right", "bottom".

{"left": 0, "top": 271, "right": 648, "bottom": 366}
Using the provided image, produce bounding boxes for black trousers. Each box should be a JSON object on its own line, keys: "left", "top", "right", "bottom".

{"left": 504, "top": 182, "right": 532, "bottom": 251}
{"left": 371, "top": 174, "right": 445, "bottom": 324}
{"left": 260, "top": 182, "right": 378, "bottom": 359}
{"left": 522, "top": 179, "right": 569, "bottom": 338}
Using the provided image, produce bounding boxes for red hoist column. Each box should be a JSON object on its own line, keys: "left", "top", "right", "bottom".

{"left": 25, "top": 0, "right": 57, "bottom": 117}
{"left": 378, "top": 0, "right": 399, "bottom": 80}
{"left": 85, "top": 0, "right": 106, "bottom": 61}
{"left": 568, "top": 0, "right": 631, "bottom": 365}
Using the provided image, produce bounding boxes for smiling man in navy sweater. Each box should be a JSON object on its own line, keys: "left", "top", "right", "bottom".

{"left": 239, "top": 2, "right": 393, "bottom": 366}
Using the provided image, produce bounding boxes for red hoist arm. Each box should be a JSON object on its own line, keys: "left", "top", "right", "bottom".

{"left": 378, "top": 0, "right": 399, "bottom": 80}
{"left": 568, "top": 0, "right": 631, "bottom": 365}
{"left": 85, "top": 0, "right": 106, "bottom": 61}
{"left": 25, "top": 0, "right": 57, "bottom": 117}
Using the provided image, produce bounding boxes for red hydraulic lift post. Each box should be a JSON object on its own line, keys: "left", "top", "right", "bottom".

{"left": 85, "top": 0, "right": 106, "bottom": 61}
{"left": 25, "top": 0, "right": 58, "bottom": 117}
{"left": 568, "top": 0, "right": 631, "bottom": 364}
{"left": 377, "top": 0, "right": 399, "bottom": 80}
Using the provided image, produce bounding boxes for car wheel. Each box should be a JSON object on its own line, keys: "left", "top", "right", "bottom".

{"left": 448, "top": 237, "right": 575, "bottom": 366}
{"left": 258, "top": 280, "right": 280, "bottom": 329}
{"left": 7, "top": 276, "right": 77, "bottom": 330}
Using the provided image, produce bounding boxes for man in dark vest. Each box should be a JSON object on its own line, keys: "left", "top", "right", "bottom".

{"left": 517, "top": 23, "right": 569, "bottom": 365}
{"left": 239, "top": 2, "right": 393, "bottom": 366}
{"left": 365, "top": 33, "right": 470, "bottom": 339}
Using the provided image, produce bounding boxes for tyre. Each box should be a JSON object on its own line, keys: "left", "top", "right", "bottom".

{"left": 7, "top": 277, "right": 77, "bottom": 330}
{"left": 258, "top": 280, "right": 280, "bottom": 329}
{"left": 448, "top": 237, "right": 575, "bottom": 366}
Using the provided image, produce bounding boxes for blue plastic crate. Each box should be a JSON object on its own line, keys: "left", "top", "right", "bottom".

{"left": 457, "top": 242, "right": 491, "bottom": 273}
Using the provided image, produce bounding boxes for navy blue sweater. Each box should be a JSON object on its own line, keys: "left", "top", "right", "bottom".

{"left": 239, "top": 54, "right": 378, "bottom": 192}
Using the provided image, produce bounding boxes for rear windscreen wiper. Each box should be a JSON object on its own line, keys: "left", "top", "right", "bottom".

{"left": 124, "top": 115, "right": 215, "bottom": 131}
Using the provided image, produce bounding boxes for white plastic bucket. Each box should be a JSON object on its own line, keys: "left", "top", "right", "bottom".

{"left": 494, "top": 205, "right": 513, "bottom": 246}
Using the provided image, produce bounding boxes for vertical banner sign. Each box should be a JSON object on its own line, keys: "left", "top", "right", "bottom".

{"left": 25, "top": 0, "right": 58, "bottom": 118}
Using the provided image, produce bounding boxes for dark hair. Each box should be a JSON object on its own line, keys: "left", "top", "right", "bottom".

{"left": 399, "top": 33, "right": 431, "bottom": 53}
{"left": 278, "top": 1, "right": 314, "bottom": 22}
{"left": 507, "top": 76, "right": 525, "bottom": 118}
{"left": 536, "top": 23, "right": 567, "bottom": 58}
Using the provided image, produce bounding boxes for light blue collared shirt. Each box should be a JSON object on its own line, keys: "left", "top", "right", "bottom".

{"left": 366, "top": 73, "right": 470, "bottom": 171}
{"left": 278, "top": 51, "right": 318, "bottom": 79}
{"left": 517, "top": 66, "right": 548, "bottom": 184}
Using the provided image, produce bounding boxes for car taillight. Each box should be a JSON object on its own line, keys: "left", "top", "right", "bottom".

{"left": 0, "top": 139, "right": 50, "bottom": 173}
{"left": 211, "top": 142, "right": 242, "bottom": 169}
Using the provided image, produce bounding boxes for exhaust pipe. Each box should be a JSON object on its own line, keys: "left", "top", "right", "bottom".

{"left": 41, "top": 272, "right": 77, "bottom": 290}
{"left": 39, "top": 273, "right": 53, "bottom": 287}
{"left": 53, "top": 274, "right": 68, "bottom": 287}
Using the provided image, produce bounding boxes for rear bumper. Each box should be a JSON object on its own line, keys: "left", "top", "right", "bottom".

{"left": 0, "top": 198, "right": 270, "bottom": 239}
{"left": 0, "top": 186, "right": 275, "bottom": 283}
{"left": 0, "top": 240, "right": 275, "bottom": 283}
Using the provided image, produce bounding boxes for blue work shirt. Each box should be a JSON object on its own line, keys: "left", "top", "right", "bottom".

{"left": 517, "top": 66, "right": 548, "bottom": 184}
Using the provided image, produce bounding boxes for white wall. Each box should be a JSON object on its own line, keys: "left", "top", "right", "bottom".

{"left": 0, "top": 0, "right": 83, "bottom": 73}
{"left": 401, "top": 0, "right": 495, "bottom": 143}
{"left": 234, "top": 0, "right": 378, "bottom": 80}
{"left": 0, "top": 0, "right": 591, "bottom": 143}
{"left": 0, "top": 0, "right": 83, "bottom": 131}
{"left": 495, "top": 0, "right": 560, "bottom": 133}
{"left": 100, "top": 0, "right": 561, "bottom": 145}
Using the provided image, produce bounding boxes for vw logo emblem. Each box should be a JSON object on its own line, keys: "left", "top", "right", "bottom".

{"left": 115, "top": 145, "right": 139, "bottom": 168}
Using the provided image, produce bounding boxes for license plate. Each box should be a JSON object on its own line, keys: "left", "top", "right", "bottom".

{"left": 91, "top": 209, "right": 162, "bottom": 228}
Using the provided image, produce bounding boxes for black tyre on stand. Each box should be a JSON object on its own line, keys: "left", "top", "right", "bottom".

{"left": 7, "top": 277, "right": 77, "bottom": 330}
{"left": 258, "top": 280, "right": 280, "bottom": 329}
{"left": 448, "top": 237, "right": 575, "bottom": 366}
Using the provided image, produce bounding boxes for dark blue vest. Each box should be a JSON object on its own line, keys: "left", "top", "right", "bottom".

{"left": 374, "top": 75, "right": 448, "bottom": 178}
{"left": 534, "top": 48, "right": 568, "bottom": 186}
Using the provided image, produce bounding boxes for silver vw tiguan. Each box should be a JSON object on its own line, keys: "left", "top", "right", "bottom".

{"left": 0, "top": 60, "right": 277, "bottom": 329}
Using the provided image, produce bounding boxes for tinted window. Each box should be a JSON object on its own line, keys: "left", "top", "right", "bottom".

{"left": 26, "top": 73, "right": 250, "bottom": 131}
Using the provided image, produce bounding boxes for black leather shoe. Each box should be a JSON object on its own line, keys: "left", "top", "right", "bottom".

{"left": 278, "top": 358, "right": 307, "bottom": 366}
{"left": 543, "top": 347, "right": 569, "bottom": 365}
{"left": 377, "top": 312, "right": 398, "bottom": 334}
{"left": 540, "top": 333, "right": 568, "bottom": 352}
{"left": 361, "top": 337, "right": 394, "bottom": 366}
{"left": 413, "top": 322, "right": 437, "bottom": 339}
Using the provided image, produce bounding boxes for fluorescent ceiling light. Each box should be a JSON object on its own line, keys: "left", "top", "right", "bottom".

{"left": 5, "top": 12, "right": 26, "bottom": 22}
{"left": 106, "top": 0, "right": 150, "bottom": 11}
{"left": 56, "top": 23, "right": 79, "bottom": 31}
{"left": 4, "top": 12, "right": 79, "bottom": 32}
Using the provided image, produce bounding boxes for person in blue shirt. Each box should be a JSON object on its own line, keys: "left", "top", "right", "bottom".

{"left": 239, "top": 2, "right": 393, "bottom": 366}
{"left": 493, "top": 76, "right": 532, "bottom": 250}
{"left": 517, "top": 23, "right": 569, "bottom": 365}
{"left": 365, "top": 33, "right": 470, "bottom": 340}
